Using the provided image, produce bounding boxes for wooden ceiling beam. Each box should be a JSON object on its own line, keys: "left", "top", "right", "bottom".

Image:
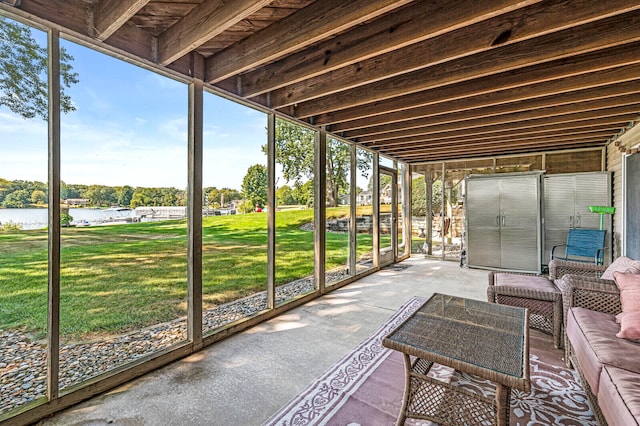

{"left": 393, "top": 137, "right": 608, "bottom": 160}
{"left": 93, "top": 0, "right": 150, "bottom": 41}
{"left": 271, "top": 1, "right": 640, "bottom": 109}
{"left": 351, "top": 95, "right": 640, "bottom": 142}
{"left": 377, "top": 126, "right": 623, "bottom": 155}
{"left": 367, "top": 121, "right": 629, "bottom": 151}
{"left": 158, "top": 0, "right": 272, "bottom": 65}
{"left": 203, "top": 0, "right": 413, "bottom": 83}
{"left": 351, "top": 105, "right": 640, "bottom": 149}
{"left": 329, "top": 64, "right": 640, "bottom": 133}
{"left": 400, "top": 141, "right": 604, "bottom": 163}
{"left": 289, "top": 10, "right": 640, "bottom": 118}
{"left": 348, "top": 80, "right": 640, "bottom": 141}
{"left": 320, "top": 45, "right": 640, "bottom": 128}
{"left": 235, "top": 0, "right": 541, "bottom": 97}
{"left": 362, "top": 117, "right": 636, "bottom": 150}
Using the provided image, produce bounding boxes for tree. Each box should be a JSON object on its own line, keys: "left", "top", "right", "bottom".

{"left": 242, "top": 164, "right": 268, "bottom": 209}
{"left": 84, "top": 185, "right": 117, "bottom": 207}
{"left": 265, "top": 119, "right": 372, "bottom": 207}
{"left": 204, "top": 187, "right": 242, "bottom": 208}
{"left": 116, "top": 185, "right": 134, "bottom": 207}
{"left": 270, "top": 119, "right": 315, "bottom": 184}
{"left": 275, "top": 185, "right": 296, "bottom": 206}
{"left": 60, "top": 213, "right": 73, "bottom": 227}
{"left": 2, "top": 189, "right": 30, "bottom": 208}
{"left": 292, "top": 180, "right": 314, "bottom": 207}
{"left": 411, "top": 177, "right": 460, "bottom": 216}
{"left": 31, "top": 189, "right": 46, "bottom": 205}
{"left": 0, "top": 16, "right": 79, "bottom": 120}
{"left": 369, "top": 173, "right": 392, "bottom": 191}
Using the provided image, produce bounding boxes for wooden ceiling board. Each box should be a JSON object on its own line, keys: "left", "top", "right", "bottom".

{"left": 3, "top": 0, "right": 639, "bottom": 163}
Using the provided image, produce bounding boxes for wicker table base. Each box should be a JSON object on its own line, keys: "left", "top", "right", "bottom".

{"left": 400, "top": 356, "right": 502, "bottom": 425}
{"left": 383, "top": 294, "right": 530, "bottom": 426}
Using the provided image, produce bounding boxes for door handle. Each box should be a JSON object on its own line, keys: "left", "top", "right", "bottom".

{"left": 569, "top": 215, "right": 574, "bottom": 227}
{"left": 501, "top": 215, "right": 506, "bottom": 227}
{"left": 496, "top": 215, "right": 500, "bottom": 226}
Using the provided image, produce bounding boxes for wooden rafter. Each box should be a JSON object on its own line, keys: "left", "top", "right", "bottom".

{"left": 349, "top": 81, "right": 640, "bottom": 141}
{"left": 158, "top": 0, "right": 273, "bottom": 65}
{"left": 363, "top": 117, "right": 636, "bottom": 150}
{"left": 203, "top": 0, "right": 414, "bottom": 83}
{"left": 351, "top": 96, "right": 640, "bottom": 144}
{"left": 5, "top": 0, "right": 640, "bottom": 164}
{"left": 289, "top": 12, "right": 640, "bottom": 119}
{"left": 233, "top": 0, "right": 542, "bottom": 97}
{"left": 270, "top": 0, "right": 640, "bottom": 110}
{"left": 328, "top": 63, "right": 640, "bottom": 132}
{"left": 93, "top": 0, "right": 151, "bottom": 41}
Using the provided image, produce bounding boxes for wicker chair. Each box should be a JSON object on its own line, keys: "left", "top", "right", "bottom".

{"left": 549, "top": 258, "right": 607, "bottom": 281}
{"left": 487, "top": 271, "right": 563, "bottom": 348}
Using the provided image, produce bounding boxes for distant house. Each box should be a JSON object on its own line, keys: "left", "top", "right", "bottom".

{"left": 380, "top": 184, "right": 392, "bottom": 204}
{"left": 64, "top": 198, "right": 90, "bottom": 206}
{"left": 357, "top": 191, "right": 372, "bottom": 205}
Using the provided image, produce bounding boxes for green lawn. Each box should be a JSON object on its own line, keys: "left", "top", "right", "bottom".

{"left": 0, "top": 208, "right": 373, "bottom": 340}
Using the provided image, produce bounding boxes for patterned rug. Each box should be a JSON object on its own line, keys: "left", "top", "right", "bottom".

{"left": 263, "top": 297, "right": 595, "bottom": 426}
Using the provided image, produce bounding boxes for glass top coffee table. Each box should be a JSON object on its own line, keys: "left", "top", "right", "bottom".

{"left": 382, "top": 293, "right": 530, "bottom": 426}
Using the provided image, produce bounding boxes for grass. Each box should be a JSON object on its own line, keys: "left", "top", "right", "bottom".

{"left": 0, "top": 207, "right": 375, "bottom": 340}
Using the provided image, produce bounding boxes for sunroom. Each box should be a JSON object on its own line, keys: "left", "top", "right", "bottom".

{"left": 1, "top": 1, "right": 639, "bottom": 424}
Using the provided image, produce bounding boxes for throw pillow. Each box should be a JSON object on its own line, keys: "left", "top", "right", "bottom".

{"left": 602, "top": 256, "right": 640, "bottom": 280}
{"left": 613, "top": 271, "right": 640, "bottom": 312}
{"left": 616, "top": 311, "right": 640, "bottom": 342}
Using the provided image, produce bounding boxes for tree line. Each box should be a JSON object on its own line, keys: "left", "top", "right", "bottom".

{"left": 0, "top": 178, "right": 247, "bottom": 210}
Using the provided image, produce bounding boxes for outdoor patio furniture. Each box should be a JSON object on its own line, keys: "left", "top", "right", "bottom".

{"left": 383, "top": 293, "right": 530, "bottom": 426}
{"left": 550, "top": 228, "right": 607, "bottom": 265}
{"left": 487, "top": 271, "right": 563, "bottom": 349}
{"left": 562, "top": 272, "right": 640, "bottom": 425}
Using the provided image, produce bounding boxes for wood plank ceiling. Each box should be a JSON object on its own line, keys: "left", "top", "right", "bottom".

{"left": 3, "top": 0, "right": 640, "bottom": 164}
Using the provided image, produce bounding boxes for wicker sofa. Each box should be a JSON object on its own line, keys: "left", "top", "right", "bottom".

{"left": 551, "top": 258, "right": 640, "bottom": 426}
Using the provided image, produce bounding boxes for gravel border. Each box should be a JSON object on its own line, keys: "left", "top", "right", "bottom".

{"left": 0, "top": 265, "right": 370, "bottom": 415}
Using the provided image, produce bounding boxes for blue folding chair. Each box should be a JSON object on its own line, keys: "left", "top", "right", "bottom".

{"left": 551, "top": 228, "right": 606, "bottom": 265}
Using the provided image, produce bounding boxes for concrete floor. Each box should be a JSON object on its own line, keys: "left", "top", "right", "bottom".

{"left": 35, "top": 257, "right": 505, "bottom": 426}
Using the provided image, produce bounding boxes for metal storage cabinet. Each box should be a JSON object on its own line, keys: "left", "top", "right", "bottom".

{"left": 465, "top": 172, "right": 542, "bottom": 273}
{"left": 543, "top": 172, "right": 611, "bottom": 265}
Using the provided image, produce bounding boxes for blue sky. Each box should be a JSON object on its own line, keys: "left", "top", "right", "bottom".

{"left": 0, "top": 19, "right": 382, "bottom": 192}
{"left": 1, "top": 24, "right": 269, "bottom": 190}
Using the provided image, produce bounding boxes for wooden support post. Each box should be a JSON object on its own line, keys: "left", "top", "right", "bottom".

{"left": 47, "top": 28, "right": 61, "bottom": 401}
{"left": 426, "top": 171, "right": 433, "bottom": 255}
{"left": 349, "top": 145, "right": 357, "bottom": 275}
{"left": 373, "top": 153, "right": 380, "bottom": 268}
{"left": 187, "top": 79, "right": 203, "bottom": 347}
{"left": 314, "top": 127, "right": 327, "bottom": 293}
{"left": 441, "top": 162, "right": 446, "bottom": 260}
{"left": 402, "top": 164, "right": 411, "bottom": 259}
{"left": 267, "top": 113, "right": 276, "bottom": 309}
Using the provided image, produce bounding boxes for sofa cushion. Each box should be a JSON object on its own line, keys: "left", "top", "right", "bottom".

{"left": 614, "top": 271, "right": 640, "bottom": 313}
{"left": 567, "top": 307, "right": 640, "bottom": 394}
{"left": 602, "top": 256, "right": 640, "bottom": 280}
{"left": 598, "top": 365, "right": 640, "bottom": 426}
{"left": 617, "top": 311, "right": 640, "bottom": 342}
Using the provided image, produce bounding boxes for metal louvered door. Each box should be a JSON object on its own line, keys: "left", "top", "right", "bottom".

{"left": 543, "top": 174, "right": 576, "bottom": 265}
{"left": 466, "top": 177, "right": 501, "bottom": 269}
{"left": 544, "top": 172, "right": 611, "bottom": 265}
{"left": 499, "top": 175, "right": 541, "bottom": 272}
{"left": 465, "top": 173, "right": 541, "bottom": 273}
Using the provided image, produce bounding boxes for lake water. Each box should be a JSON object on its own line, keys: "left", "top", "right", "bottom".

{"left": 0, "top": 208, "right": 138, "bottom": 230}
